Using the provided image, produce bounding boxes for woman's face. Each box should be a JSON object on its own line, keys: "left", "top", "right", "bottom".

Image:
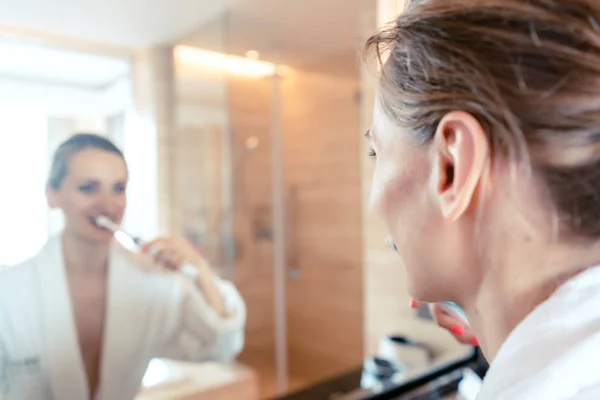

{"left": 47, "top": 148, "right": 128, "bottom": 245}
{"left": 367, "top": 100, "right": 473, "bottom": 302}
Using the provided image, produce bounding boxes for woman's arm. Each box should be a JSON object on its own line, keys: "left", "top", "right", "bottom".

{"left": 143, "top": 236, "right": 229, "bottom": 316}
{"left": 189, "top": 256, "right": 227, "bottom": 317}
{"left": 144, "top": 236, "right": 246, "bottom": 362}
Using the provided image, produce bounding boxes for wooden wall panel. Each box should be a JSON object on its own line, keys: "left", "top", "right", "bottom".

{"left": 281, "top": 52, "right": 364, "bottom": 387}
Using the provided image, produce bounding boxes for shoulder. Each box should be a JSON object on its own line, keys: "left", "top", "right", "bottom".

{"left": 480, "top": 266, "right": 600, "bottom": 399}
{"left": 0, "top": 256, "right": 37, "bottom": 291}
{"left": 0, "top": 257, "right": 41, "bottom": 325}
{"left": 0, "top": 235, "right": 60, "bottom": 293}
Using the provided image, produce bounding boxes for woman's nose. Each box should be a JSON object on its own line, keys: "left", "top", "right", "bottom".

{"left": 96, "top": 194, "right": 123, "bottom": 214}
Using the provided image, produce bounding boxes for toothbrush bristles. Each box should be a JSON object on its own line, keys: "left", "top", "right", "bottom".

{"left": 94, "top": 216, "right": 119, "bottom": 232}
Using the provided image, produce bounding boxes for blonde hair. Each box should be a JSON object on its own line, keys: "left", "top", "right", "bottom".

{"left": 48, "top": 133, "right": 125, "bottom": 189}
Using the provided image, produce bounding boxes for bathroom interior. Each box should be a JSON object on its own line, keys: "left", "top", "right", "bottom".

{"left": 0, "top": 0, "right": 483, "bottom": 398}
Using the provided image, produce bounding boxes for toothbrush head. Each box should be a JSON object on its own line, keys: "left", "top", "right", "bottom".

{"left": 439, "top": 301, "right": 470, "bottom": 325}
{"left": 93, "top": 215, "right": 119, "bottom": 233}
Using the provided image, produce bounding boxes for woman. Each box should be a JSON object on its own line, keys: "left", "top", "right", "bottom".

{"left": 0, "top": 133, "right": 246, "bottom": 400}
{"left": 366, "top": 0, "right": 600, "bottom": 398}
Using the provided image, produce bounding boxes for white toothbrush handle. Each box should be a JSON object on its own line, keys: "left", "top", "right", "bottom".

{"left": 179, "top": 263, "right": 199, "bottom": 280}
{"left": 143, "top": 244, "right": 199, "bottom": 280}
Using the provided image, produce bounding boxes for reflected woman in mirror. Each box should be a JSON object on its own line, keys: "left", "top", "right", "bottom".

{"left": 0, "top": 133, "right": 246, "bottom": 400}
{"left": 366, "top": 0, "right": 600, "bottom": 398}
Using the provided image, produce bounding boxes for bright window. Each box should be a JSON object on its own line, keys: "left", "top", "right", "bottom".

{"left": 121, "top": 112, "right": 159, "bottom": 240}
{"left": 0, "top": 107, "right": 48, "bottom": 266}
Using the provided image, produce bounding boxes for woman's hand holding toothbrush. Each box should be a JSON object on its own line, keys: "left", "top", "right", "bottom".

{"left": 410, "top": 299, "right": 478, "bottom": 346}
{"left": 142, "top": 235, "right": 205, "bottom": 271}
{"left": 142, "top": 236, "right": 228, "bottom": 318}
{"left": 91, "top": 217, "right": 229, "bottom": 318}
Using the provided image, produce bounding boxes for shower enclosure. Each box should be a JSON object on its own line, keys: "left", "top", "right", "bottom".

{"left": 168, "top": 2, "right": 368, "bottom": 397}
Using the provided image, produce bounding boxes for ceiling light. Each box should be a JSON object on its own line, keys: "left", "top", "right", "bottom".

{"left": 245, "top": 50, "right": 260, "bottom": 60}
{"left": 175, "top": 46, "right": 275, "bottom": 78}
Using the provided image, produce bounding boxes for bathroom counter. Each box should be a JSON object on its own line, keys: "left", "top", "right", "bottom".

{"left": 136, "top": 359, "right": 259, "bottom": 400}
{"left": 274, "top": 347, "right": 487, "bottom": 400}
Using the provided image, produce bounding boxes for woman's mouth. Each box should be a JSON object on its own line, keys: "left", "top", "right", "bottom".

{"left": 89, "top": 215, "right": 117, "bottom": 231}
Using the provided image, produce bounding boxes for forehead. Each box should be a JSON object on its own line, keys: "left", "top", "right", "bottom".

{"left": 66, "top": 148, "right": 127, "bottom": 181}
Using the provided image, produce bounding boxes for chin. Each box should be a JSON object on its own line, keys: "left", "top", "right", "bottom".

{"left": 94, "top": 235, "right": 114, "bottom": 245}
{"left": 406, "top": 276, "right": 446, "bottom": 304}
{"left": 95, "top": 231, "right": 115, "bottom": 243}
{"left": 80, "top": 229, "right": 114, "bottom": 245}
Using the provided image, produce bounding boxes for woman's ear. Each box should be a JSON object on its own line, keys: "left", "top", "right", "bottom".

{"left": 430, "top": 111, "right": 489, "bottom": 221}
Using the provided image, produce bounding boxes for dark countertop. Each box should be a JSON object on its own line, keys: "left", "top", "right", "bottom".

{"left": 273, "top": 348, "right": 488, "bottom": 400}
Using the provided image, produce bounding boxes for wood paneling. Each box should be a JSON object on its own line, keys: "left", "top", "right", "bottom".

{"left": 281, "top": 52, "right": 364, "bottom": 386}
{"left": 227, "top": 75, "right": 277, "bottom": 399}
{"left": 226, "top": 52, "right": 364, "bottom": 396}
{"left": 172, "top": 49, "right": 364, "bottom": 398}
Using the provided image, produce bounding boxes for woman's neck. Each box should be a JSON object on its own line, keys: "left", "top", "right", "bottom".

{"left": 462, "top": 235, "right": 600, "bottom": 361}
{"left": 61, "top": 232, "right": 110, "bottom": 276}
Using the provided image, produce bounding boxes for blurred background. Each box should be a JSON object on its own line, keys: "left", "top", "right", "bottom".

{"left": 0, "top": 0, "right": 471, "bottom": 399}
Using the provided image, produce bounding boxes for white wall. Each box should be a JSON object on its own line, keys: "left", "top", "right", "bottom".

{"left": 0, "top": 74, "right": 133, "bottom": 117}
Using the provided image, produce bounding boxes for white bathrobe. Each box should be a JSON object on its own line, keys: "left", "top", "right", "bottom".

{"left": 0, "top": 235, "right": 246, "bottom": 400}
{"left": 477, "top": 266, "right": 600, "bottom": 399}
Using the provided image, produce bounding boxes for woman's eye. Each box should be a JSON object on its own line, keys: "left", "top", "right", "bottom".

{"left": 113, "top": 183, "right": 126, "bottom": 194}
{"left": 78, "top": 184, "right": 97, "bottom": 193}
{"left": 367, "top": 148, "right": 376, "bottom": 158}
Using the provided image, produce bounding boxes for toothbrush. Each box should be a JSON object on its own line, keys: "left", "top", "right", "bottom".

{"left": 94, "top": 216, "right": 144, "bottom": 248}
{"left": 93, "top": 216, "right": 199, "bottom": 280}
{"left": 439, "top": 301, "right": 470, "bottom": 326}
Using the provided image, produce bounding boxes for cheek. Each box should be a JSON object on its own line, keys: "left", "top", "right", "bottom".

{"left": 371, "top": 159, "right": 424, "bottom": 227}
{"left": 63, "top": 193, "right": 103, "bottom": 216}
{"left": 369, "top": 168, "right": 387, "bottom": 214}
{"left": 62, "top": 196, "right": 89, "bottom": 214}
{"left": 117, "top": 196, "right": 127, "bottom": 212}
{"left": 117, "top": 190, "right": 127, "bottom": 204}
{"left": 370, "top": 154, "right": 407, "bottom": 215}
{"left": 111, "top": 194, "right": 127, "bottom": 220}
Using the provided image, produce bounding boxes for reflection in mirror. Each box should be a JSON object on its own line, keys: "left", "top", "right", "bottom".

{"left": 0, "top": 0, "right": 485, "bottom": 399}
